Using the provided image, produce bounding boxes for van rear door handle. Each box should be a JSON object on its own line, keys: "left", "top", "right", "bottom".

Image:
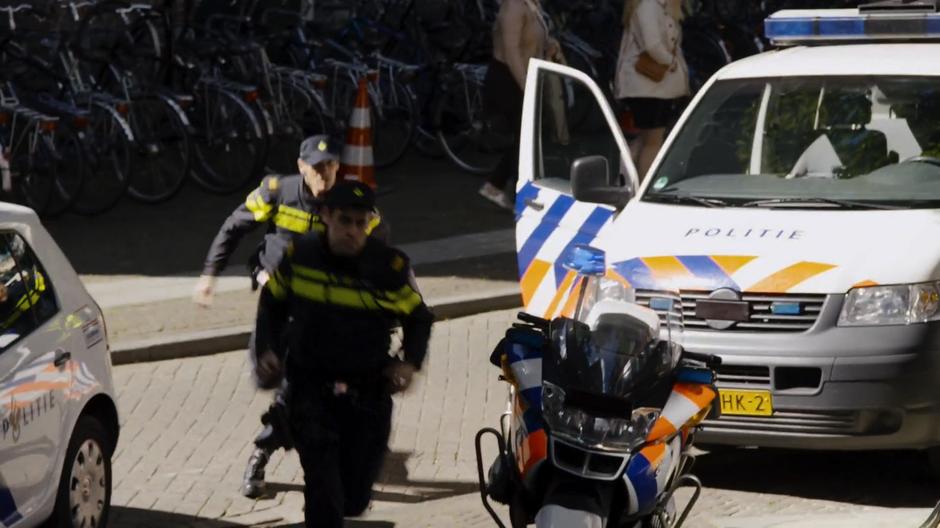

{"left": 525, "top": 199, "right": 544, "bottom": 211}
{"left": 53, "top": 349, "right": 71, "bottom": 368}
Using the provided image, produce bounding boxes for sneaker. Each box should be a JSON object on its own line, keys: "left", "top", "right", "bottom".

{"left": 479, "top": 183, "right": 513, "bottom": 211}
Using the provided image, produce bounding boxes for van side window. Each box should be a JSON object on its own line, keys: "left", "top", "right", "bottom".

{"left": 534, "top": 71, "right": 624, "bottom": 191}
{"left": 0, "top": 232, "right": 58, "bottom": 351}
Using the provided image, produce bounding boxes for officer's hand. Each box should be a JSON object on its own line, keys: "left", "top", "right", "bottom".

{"left": 255, "top": 349, "right": 283, "bottom": 390}
{"left": 384, "top": 361, "right": 417, "bottom": 394}
{"left": 193, "top": 275, "right": 217, "bottom": 307}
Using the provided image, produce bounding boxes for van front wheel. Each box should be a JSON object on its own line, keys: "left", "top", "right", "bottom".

{"left": 45, "top": 415, "right": 113, "bottom": 528}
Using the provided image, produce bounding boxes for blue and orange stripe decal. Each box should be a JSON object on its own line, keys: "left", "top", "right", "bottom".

{"left": 517, "top": 195, "right": 575, "bottom": 277}
{"left": 612, "top": 255, "right": 835, "bottom": 293}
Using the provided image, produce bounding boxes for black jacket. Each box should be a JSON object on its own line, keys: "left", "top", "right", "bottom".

{"left": 202, "top": 175, "right": 386, "bottom": 277}
{"left": 260, "top": 233, "right": 433, "bottom": 381}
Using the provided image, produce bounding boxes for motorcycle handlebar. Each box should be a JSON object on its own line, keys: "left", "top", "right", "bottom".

{"left": 517, "top": 312, "right": 550, "bottom": 329}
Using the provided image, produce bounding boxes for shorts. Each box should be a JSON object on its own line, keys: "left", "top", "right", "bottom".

{"left": 621, "top": 97, "right": 683, "bottom": 130}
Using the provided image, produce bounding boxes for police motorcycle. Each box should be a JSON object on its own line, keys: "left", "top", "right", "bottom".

{"left": 475, "top": 245, "right": 721, "bottom": 528}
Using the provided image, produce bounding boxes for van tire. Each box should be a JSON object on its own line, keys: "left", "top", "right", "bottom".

{"left": 45, "top": 415, "right": 113, "bottom": 528}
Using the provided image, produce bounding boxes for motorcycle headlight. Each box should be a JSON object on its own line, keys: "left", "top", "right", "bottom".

{"left": 838, "top": 282, "right": 940, "bottom": 327}
{"left": 542, "top": 382, "right": 647, "bottom": 450}
{"left": 579, "top": 278, "right": 633, "bottom": 318}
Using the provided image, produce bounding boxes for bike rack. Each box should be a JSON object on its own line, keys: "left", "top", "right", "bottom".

{"left": 474, "top": 427, "right": 508, "bottom": 528}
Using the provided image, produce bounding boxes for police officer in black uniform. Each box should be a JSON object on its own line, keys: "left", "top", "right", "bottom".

{"left": 256, "top": 181, "right": 433, "bottom": 527}
{"left": 193, "top": 134, "right": 385, "bottom": 498}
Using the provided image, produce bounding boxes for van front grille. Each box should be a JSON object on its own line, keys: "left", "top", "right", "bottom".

{"left": 636, "top": 290, "right": 827, "bottom": 333}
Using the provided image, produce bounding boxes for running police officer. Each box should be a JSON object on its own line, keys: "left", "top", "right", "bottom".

{"left": 193, "top": 135, "right": 384, "bottom": 498}
{"left": 255, "top": 181, "right": 433, "bottom": 527}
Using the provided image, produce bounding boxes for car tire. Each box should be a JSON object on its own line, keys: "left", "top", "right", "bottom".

{"left": 45, "top": 415, "right": 113, "bottom": 528}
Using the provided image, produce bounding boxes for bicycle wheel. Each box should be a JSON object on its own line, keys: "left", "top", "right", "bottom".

{"left": 126, "top": 94, "right": 192, "bottom": 203}
{"left": 434, "top": 67, "right": 505, "bottom": 175}
{"left": 413, "top": 125, "right": 444, "bottom": 159}
{"left": 7, "top": 128, "right": 54, "bottom": 215}
{"left": 75, "top": 0, "right": 170, "bottom": 87}
{"left": 262, "top": 77, "right": 318, "bottom": 175}
{"left": 373, "top": 77, "right": 416, "bottom": 168}
{"left": 283, "top": 78, "right": 329, "bottom": 138}
{"left": 70, "top": 103, "right": 134, "bottom": 216}
{"left": 42, "top": 124, "right": 86, "bottom": 218}
{"left": 189, "top": 86, "right": 267, "bottom": 194}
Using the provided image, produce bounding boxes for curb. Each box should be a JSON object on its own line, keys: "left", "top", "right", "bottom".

{"left": 110, "top": 288, "right": 522, "bottom": 366}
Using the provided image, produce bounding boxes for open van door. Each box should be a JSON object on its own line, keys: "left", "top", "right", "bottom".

{"left": 515, "top": 59, "right": 638, "bottom": 318}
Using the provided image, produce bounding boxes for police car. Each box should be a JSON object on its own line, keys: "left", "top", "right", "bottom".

{"left": 0, "top": 203, "right": 117, "bottom": 527}
{"left": 516, "top": 0, "right": 940, "bottom": 470}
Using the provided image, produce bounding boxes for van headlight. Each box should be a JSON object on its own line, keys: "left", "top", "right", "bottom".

{"left": 838, "top": 282, "right": 940, "bottom": 326}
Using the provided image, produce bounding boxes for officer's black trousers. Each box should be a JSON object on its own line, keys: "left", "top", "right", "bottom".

{"left": 288, "top": 385, "right": 392, "bottom": 527}
{"left": 249, "top": 288, "right": 292, "bottom": 452}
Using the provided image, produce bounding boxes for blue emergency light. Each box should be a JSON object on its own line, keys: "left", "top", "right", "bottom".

{"left": 765, "top": 1, "right": 940, "bottom": 45}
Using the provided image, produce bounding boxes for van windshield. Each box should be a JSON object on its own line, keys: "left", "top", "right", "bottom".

{"left": 644, "top": 76, "right": 940, "bottom": 209}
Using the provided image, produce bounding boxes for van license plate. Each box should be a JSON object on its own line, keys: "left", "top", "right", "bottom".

{"left": 719, "top": 389, "right": 773, "bottom": 417}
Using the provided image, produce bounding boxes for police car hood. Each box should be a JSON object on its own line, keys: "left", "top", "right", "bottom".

{"left": 604, "top": 202, "right": 940, "bottom": 294}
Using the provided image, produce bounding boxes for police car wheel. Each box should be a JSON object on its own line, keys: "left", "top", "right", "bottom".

{"left": 47, "top": 416, "right": 112, "bottom": 528}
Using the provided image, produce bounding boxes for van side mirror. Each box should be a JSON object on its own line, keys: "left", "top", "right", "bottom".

{"left": 570, "top": 155, "right": 634, "bottom": 209}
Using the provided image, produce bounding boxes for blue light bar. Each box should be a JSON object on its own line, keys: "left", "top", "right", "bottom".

{"left": 561, "top": 245, "right": 606, "bottom": 276}
{"left": 765, "top": 8, "right": 940, "bottom": 45}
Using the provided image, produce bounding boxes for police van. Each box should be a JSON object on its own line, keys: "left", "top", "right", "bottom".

{"left": 0, "top": 203, "right": 117, "bottom": 527}
{"left": 516, "top": 1, "right": 940, "bottom": 468}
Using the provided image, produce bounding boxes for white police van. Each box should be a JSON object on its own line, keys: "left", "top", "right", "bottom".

{"left": 0, "top": 203, "right": 117, "bottom": 527}
{"left": 516, "top": 0, "right": 940, "bottom": 469}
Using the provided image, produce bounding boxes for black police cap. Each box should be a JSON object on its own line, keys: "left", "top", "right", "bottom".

{"left": 324, "top": 181, "right": 376, "bottom": 211}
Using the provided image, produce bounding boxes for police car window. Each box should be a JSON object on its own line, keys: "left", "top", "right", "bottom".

{"left": 647, "top": 76, "right": 940, "bottom": 208}
{"left": 0, "top": 233, "right": 58, "bottom": 351}
{"left": 534, "top": 70, "right": 624, "bottom": 191}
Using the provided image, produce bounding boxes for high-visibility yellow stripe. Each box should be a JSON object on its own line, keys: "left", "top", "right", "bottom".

{"left": 246, "top": 192, "right": 273, "bottom": 221}
{"left": 291, "top": 264, "right": 358, "bottom": 286}
{"left": 288, "top": 275, "right": 421, "bottom": 315}
{"left": 748, "top": 262, "right": 836, "bottom": 293}
{"left": 274, "top": 212, "right": 310, "bottom": 233}
{"left": 266, "top": 271, "right": 288, "bottom": 299}
{"left": 367, "top": 215, "right": 381, "bottom": 235}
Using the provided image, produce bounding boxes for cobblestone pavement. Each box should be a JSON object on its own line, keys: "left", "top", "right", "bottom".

{"left": 108, "top": 309, "right": 940, "bottom": 527}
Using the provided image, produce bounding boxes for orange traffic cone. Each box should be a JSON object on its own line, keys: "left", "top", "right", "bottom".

{"left": 339, "top": 76, "right": 377, "bottom": 190}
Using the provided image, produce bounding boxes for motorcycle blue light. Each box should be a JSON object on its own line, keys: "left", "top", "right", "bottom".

{"left": 562, "top": 245, "right": 606, "bottom": 276}
{"left": 765, "top": 8, "right": 940, "bottom": 45}
{"left": 676, "top": 367, "right": 714, "bottom": 385}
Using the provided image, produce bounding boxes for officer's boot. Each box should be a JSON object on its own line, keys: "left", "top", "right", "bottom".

{"left": 241, "top": 447, "right": 272, "bottom": 498}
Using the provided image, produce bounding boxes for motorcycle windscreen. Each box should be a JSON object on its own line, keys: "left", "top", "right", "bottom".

{"left": 542, "top": 315, "right": 673, "bottom": 450}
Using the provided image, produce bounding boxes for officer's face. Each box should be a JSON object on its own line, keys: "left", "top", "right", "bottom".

{"left": 323, "top": 206, "right": 371, "bottom": 256}
{"left": 298, "top": 159, "right": 339, "bottom": 197}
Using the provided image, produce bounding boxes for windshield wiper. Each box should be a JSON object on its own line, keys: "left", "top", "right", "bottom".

{"left": 739, "top": 197, "right": 902, "bottom": 210}
{"left": 645, "top": 192, "right": 729, "bottom": 208}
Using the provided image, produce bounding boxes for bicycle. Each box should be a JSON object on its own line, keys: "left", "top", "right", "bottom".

{"left": 0, "top": 2, "right": 134, "bottom": 216}
{"left": 72, "top": 0, "right": 195, "bottom": 203}
{"left": 0, "top": 85, "right": 85, "bottom": 217}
